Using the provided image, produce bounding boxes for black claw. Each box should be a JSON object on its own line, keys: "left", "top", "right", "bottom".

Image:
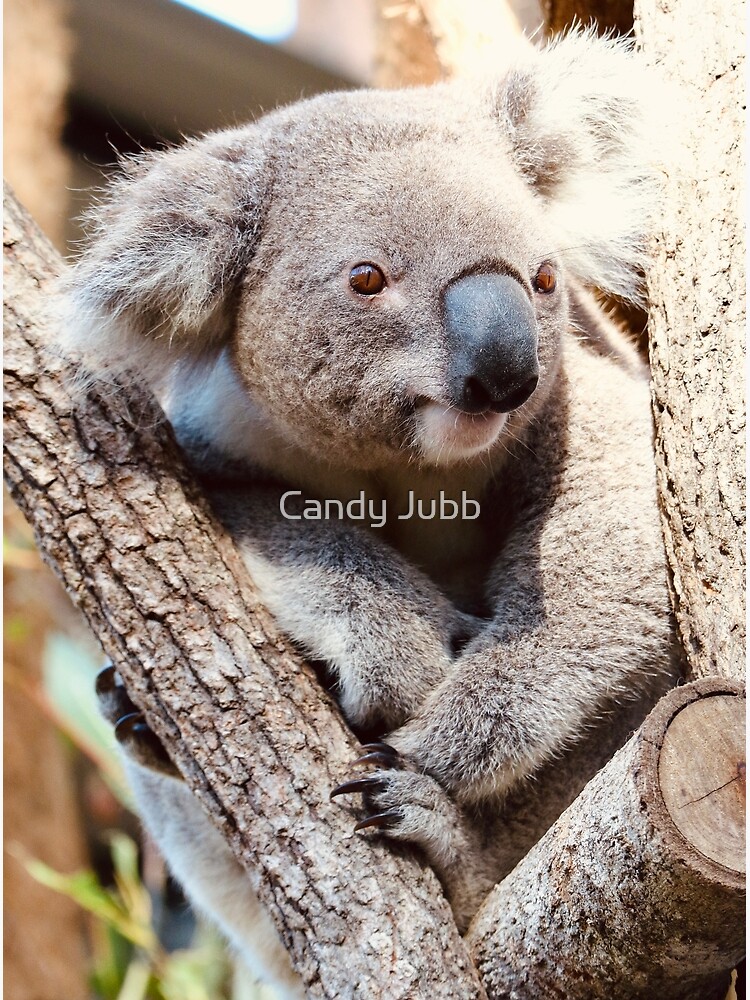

{"left": 354, "top": 810, "right": 402, "bottom": 832}
{"left": 96, "top": 664, "right": 137, "bottom": 723}
{"left": 115, "top": 712, "right": 170, "bottom": 760}
{"left": 95, "top": 663, "right": 119, "bottom": 695}
{"left": 353, "top": 750, "right": 403, "bottom": 769}
{"left": 113, "top": 712, "right": 178, "bottom": 777}
{"left": 359, "top": 741, "right": 399, "bottom": 759}
{"left": 114, "top": 712, "right": 146, "bottom": 740}
{"left": 330, "top": 776, "right": 385, "bottom": 800}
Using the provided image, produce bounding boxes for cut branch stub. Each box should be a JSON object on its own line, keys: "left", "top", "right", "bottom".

{"left": 467, "top": 677, "right": 746, "bottom": 1000}
{"left": 658, "top": 691, "right": 745, "bottom": 874}
{"left": 3, "top": 183, "right": 487, "bottom": 1000}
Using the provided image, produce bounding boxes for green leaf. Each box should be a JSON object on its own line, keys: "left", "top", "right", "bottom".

{"left": 159, "top": 948, "right": 230, "bottom": 1000}
{"left": 116, "top": 957, "right": 155, "bottom": 1000}
{"left": 153, "top": 922, "right": 232, "bottom": 1000}
{"left": 25, "top": 860, "right": 126, "bottom": 922}
{"left": 90, "top": 921, "right": 133, "bottom": 1000}
{"left": 23, "top": 857, "right": 156, "bottom": 952}
{"left": 4, "top": 612, "right": 29, "bottom": 643}
{"left": 109, "top": 832, "right": 154, "bottom": 936}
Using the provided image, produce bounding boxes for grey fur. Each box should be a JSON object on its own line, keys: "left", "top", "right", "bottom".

{"left": 65, "top": 29, "right": 678, "bottom": 994}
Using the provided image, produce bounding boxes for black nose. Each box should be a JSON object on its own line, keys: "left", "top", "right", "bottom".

{"left": 443, "top": 273, "right": 539, "bottom": 414}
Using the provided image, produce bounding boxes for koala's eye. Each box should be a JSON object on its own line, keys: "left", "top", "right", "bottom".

{"left": 349, "top": 263, "right": 386, "bottom": 296}
{"left": 533, "top": 263, "right": 557, "bottom": 294}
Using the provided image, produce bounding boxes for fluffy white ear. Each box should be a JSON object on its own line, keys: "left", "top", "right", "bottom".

{"left": 61, "top": 125, "right": 270, "bottom": 386}
{"left": 494, "top": 29, "right": 673, "bottom": 302}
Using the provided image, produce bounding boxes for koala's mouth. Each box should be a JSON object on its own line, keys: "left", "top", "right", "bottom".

{"left": 414, "top": 400, "right": 507, "bottom": 465}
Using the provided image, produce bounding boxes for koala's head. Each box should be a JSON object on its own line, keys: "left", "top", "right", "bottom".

{"left": 65, "top": 31, "right": 663, "bottom": 472}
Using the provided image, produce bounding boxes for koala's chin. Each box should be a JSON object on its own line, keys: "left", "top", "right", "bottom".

{"left": 414, "top": 402, "right": 508, "bottom": 465}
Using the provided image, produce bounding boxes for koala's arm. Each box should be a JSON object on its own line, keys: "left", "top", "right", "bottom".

{"left": 211, "top": 487, "right": 478, "bottom": 734}
{"left": 388, "top": 342, "right": 675, "bottom": 803}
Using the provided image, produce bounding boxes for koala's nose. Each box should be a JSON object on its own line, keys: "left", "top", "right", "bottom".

{"left": 442, "top": 273, "right": 539, "bottom": 414}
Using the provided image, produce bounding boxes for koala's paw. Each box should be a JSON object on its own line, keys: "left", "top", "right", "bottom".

{"left": 96, "top": 663, "right": 137, "bottom": 723}
{"left": 330, "top": 742, "right": 464, "bottom": 871}
{"left": 96, "top": 665, "right": 179, "bottom": 778}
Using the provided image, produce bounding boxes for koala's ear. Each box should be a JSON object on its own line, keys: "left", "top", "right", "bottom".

{"left": 62, "top": 125, "right": 270, "bottom": 385}
{"left": 493, "top": 29, "right": 670, "bottom": 301}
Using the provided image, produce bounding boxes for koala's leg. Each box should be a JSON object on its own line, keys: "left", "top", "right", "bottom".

{"left": 125, "top": 760, "right": 304, "bottom": 999}
{"left": 97, "top": 668, "right": 304, "bottom": 1000}
{"left": 213, "top": 489, "right": 479, "bottom": 733}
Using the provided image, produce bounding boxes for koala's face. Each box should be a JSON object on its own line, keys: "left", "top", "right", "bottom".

{"left": 230, "top": 88, "right": 566, "bottom": 470}
{"left": 67, "top": 33, "right": 657, "bottom": 473}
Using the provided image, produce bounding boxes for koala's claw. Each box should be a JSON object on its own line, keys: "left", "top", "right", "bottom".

{"left": 96, "top": 663, "right": 138, "bottom": 724}
{"left": 360, "top": 741, "right": 400, "bottom": 758}
{"left": 353, "top": 750, "right": 400, "bottom": 768}
{"left": 333, "top": 751, "right": 466, "bottom": 876}
{"left": 114, "top": 712, "right": 179, "bottom": 777}
{"left": 329, "top": 775, "right": 385, "bottom": 799}
{"left": 95, "top": 662, "right": 118, "bottom": 695}
{"left": 114, "top": 710, "right": 145, "bottom": 737}
{"left": 353, "top": 810, "right": 403, "bottom": 832}
{"left": 353, "top": 742, "right": 403, "bottom": 769}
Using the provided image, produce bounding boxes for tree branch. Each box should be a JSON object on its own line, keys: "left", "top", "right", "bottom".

{"left": 3, "top": 183, "right": 487, "bottom": 1000}
{"left": 466, "top": 678, "right": 745, "bottom": 1000}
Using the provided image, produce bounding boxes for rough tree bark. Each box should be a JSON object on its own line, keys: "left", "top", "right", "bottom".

{"left": 635, "top": 0, "right": 746, "bottom": 682}
{"left": 466, "top": 678, "right": 745, "bottom": 1000}
{"left": 3, "top": 186, "right": 487, "bottom": 1000}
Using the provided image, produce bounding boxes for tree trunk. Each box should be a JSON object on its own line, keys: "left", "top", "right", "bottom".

{"left": 466, "top": 677, "right": 746, "bottom": 1000}
{"left": 3, "top": 184, "right": 487, "bottom": 1000}
{"left": 634, "top": 0, "right": 746, "bottom": 682}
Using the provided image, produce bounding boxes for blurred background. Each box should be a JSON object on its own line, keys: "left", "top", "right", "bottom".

{"left": 3, "top": 2, "right": 545, "bottom": 999}
{"left": 6, "top": 0, "right": 378, "bottom": 256}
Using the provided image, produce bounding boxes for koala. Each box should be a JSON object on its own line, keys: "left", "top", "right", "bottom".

{"left": 64, "top": 29, "right": 678, "bottom": 999}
